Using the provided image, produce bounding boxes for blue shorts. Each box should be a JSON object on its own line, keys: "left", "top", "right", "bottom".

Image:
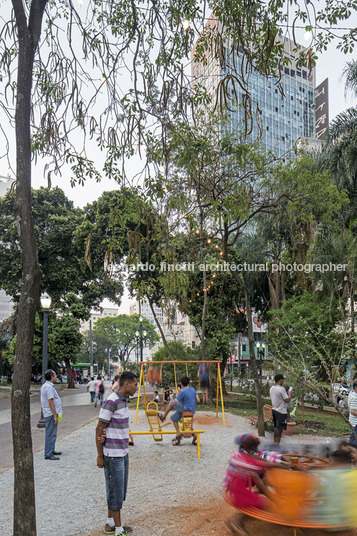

{"left": 104, "top": 454, "right": 129, "bottom": 511}
{"left": 171, "top": 401, "right": 186, "bottom": 423}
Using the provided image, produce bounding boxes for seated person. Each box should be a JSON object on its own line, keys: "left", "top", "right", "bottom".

{"left": 153, "top": 390, "right": 160, "bottom": 404}
{"left": 159, "top": 376, "right": 199, "bottom": 445}
{"left": 306, "top": 449, "right": 355, "bottom": 527}
{"left": 163, "top": 386, "right": 170, "bottom": 405}
{"left": 224, "top": 434, "right": 273, "bottom": 536}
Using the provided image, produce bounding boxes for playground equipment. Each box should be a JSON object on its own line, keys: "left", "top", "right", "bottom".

{"left": 134, "top": 360, "right": 225, "bottom": 425}
{"left": 131, "top": 399, "right": 204, "bottom": 457}
{"left": 179, "top": 411, "right": 195, "bottom": 438}
{"left": 130, "top": 428, "right": 205, "bottom": 458}
{"left": 224, "top": 454, "right": 357, "bottom": 536}
{"left": 145, "top": 400, "right": 163, "bottom": 441}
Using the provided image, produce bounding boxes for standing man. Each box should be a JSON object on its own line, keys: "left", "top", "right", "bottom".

{"left": 159, "top": 376, "right": 200, "bottom": 445}
{"left": 269, "top": 373, "right": 292, "bottom": 444}
{"left": 96, "top": 371, "right": 138, "bottom": 536}
{"left": 87, "top": 376, "right": 96, "bottom": 403}
{"left": 348, "top": 380, "right": 357, "bottom": 443}
{"left": 40, "top": 369, "right": 62, "bottom": 460}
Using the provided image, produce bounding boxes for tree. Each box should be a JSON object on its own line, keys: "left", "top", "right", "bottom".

{"left": 92, "top": 314, "right": 159, "bottom": 366}
{"left": 0, "top": 187, "right": 124, "bottom": 314}
{"left": 2, "top": 0, "right": 357, "bottom": 532}
{"left": 152, "top": 341, "right": 199, "bottom": 388}
{"left": 267, "top": 291, "right": 356, "bottom": 436}
{"left": 47, "top": 315, "right": 83, "bottom": 388}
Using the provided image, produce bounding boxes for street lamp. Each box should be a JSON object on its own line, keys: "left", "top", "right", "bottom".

{"left": 139, "top": 316, "right": 143, "bottom": 362}
{"left": 37, "top": 293, "right": 52, "bottom": 428}
{"left": 135, "top": 331, "right": 140, "bottom": 366}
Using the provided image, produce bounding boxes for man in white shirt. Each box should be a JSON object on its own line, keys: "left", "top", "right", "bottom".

{"left": 269, "top": 373, "right": 292, "bottom": 444}
{"left": 40, "top": 369, "right": 63, "bottom": 460}
{"left": 348, "top": 381, "right": 357, "bottom": 443}
{"left": 87, "top": 376, "right": 97, "bottom": 403}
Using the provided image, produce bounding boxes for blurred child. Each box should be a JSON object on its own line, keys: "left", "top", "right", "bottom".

{"left": 164, "top": 386, "right": 170, "bottom": 405}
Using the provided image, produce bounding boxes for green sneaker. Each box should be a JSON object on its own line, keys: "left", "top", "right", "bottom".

{"left": 103, "top": 524, "right": 132, "bottom": 534}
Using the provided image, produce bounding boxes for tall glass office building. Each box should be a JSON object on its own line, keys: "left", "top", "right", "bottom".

{"left": 192, "top": 33, "right": 316, "bottom": 160}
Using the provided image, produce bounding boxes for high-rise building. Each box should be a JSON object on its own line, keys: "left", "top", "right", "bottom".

{"left": 192, "top": 30, "right": 317, "bottom": 160}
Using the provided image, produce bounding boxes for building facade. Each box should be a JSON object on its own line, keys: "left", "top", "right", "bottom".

{"left": 80, "top": 306, "right": 119, "bottom": 333}
{"left": 192, "top": 31, "right": 317, "bottom": 161}
{"left": 130, "top": 300, "right": 201, "bottom": 359}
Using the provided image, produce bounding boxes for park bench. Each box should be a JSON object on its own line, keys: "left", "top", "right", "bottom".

{"left": 248, "top": 404, "right": 273, "bottom": 426}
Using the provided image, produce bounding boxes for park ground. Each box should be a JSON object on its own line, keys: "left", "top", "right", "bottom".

{"left": 0, "top": 386, "right": 356, "bottom": 536}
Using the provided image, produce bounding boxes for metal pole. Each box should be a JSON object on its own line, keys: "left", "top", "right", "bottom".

{"left": 140, "top": 318, "right": 143, "bottom": 363}
{"left": 89, "top": 318, "right": 93, "bottom": 377}
{"left": 108, "top": 346, "right": 111, "bottom": 380}
{"left": 37, "top": 309, "right": 49, "bottom": 428}
{"left": 237, "top": 333, "right": 241, "bottom": 374}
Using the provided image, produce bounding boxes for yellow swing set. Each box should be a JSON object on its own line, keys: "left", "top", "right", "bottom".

{"left": 130, "top": 360, "right": 225, "bottom": 458}
{"left": 134, "top": 360, "right": 226, "bottom": 425}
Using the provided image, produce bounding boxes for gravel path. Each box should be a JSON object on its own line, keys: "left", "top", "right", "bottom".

{"left": 0, "top": 409, "right": 341, "bottom": 536}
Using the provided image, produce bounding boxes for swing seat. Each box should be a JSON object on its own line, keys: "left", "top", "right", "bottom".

{"left": 179, "top": 411, "right": 194, "bottom": 437}
{"left": 145, "top": 401, "right": 163, "bottom": 441}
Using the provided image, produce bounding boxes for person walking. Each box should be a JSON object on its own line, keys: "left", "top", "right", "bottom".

{"left": 96, "top": 371, "right": 138, "bottom": 536}
{"left": 348, "top": 380, "right": 357, "bottom": 443}
{"left": 269, "top": 373, "right": 292, "bottom": 444}
{"left": 95, "top": 374, "right": 105, "bottom": 407}
{"left": 40, "top": 369, "right": 63, "bottom": 460}
{"left": 87, "top": 376, "right": 96, "bottom": 403}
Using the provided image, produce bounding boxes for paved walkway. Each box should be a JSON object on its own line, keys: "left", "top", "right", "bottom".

{"left": 0, "top": 386, "right": 101, "bottom": 473}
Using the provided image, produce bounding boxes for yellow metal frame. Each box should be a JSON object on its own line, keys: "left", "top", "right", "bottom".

{"left": 145, "top": 400, "right": 163, "bottom": 441}
{"left": 134, "top": 360, "right": 225, "bottom": 425}
{"left": 130, "top": 429, "right": 205, "bottom": 458}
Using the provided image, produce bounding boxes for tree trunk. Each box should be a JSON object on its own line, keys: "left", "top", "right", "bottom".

{"left": 200, "top": 270, "right": 208, "bottom": 361}
{"left": 65, "top": 358, "right": 75, "bottom": 389}
{"left": 147, "top": 297, "right": 173, "bottom": 357}
{"left": 11, "top": 1, "right": 48, "bottom": 534}
{"left": 244, "top": 288, "right": 265, "bottom": 436}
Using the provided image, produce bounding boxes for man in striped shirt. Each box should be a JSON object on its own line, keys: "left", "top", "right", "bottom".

{"left": 348, "top": 380, "right": 357, "bottom": 443}
{"left": 96, "top": 371, "right": 138, "bottom": 536}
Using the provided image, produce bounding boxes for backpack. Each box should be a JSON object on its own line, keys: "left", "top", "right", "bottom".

{"left": 99, "top": 382, "right": 105, "bottom": 395}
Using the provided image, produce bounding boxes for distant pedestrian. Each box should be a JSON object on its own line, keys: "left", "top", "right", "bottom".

{"left": 87, "top": 376, "right": 96, "bottom": 403}
{"left": 95, "top": 374, "right": 105, "bottom": 407}
{"left": 40, "top": 369, "right": 62, "bottom": 460}
{"left": 109, "top": 374, "right": 121, "bottom": 393}
{"left": 96, "top": 371, "right": 138, "bottom": 536}
{"left": 269, "top": 373, "right": 292, "bottom": 444}
{"left": 348, "top": 381, "right": 357, "bottom": 443}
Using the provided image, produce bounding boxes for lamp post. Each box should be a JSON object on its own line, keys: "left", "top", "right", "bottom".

{"left": 139, "top": 316, "right": 143, "bottom": 362}
{"left": 135, "top": 331, "right": 139, "bottom": 366}
{"left": 37, "top": 293, "right": 52, "bottom": 429}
